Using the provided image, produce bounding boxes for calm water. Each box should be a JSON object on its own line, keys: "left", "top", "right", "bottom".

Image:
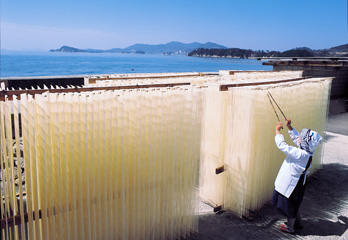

{"left": 0, "top": 51, "right": 272, "bottom": 77}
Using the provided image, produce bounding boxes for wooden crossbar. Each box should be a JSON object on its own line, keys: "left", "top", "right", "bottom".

{"left": 219, "top": 77, "right": 311, "bottom": 91}
{"left": 0, "top": 82, "right": 191, "bottom": 101}
{"left": 87, "top": 73, "right": 210, "bottom": 81}
{"left": 1, "top": 210, "right": 42, "bottom": 230}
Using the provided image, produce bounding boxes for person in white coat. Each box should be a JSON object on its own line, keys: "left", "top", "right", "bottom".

{"left": 271, "top": 119, "right": 323, "bottom": 233}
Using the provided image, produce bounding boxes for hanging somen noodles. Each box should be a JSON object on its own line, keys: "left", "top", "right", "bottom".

{"left": 199, "top": 78, "right": 331, "bottom": 216}
{"left": 0, "top": 71, "right": 332, "bottom": 239}
{"left": 1, "top": 87, "right": 202, "bottom": 240}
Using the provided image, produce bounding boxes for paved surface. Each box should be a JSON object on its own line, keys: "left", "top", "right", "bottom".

{"left": 326, "top": 113, "right": 348, "bottom": 136}
{"left": 191, "top": 113, "right": 348, "bottom": 240}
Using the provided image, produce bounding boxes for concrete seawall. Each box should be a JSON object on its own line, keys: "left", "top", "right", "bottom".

{"left": 263, "top": 59, "right": 348, "bottom": 114}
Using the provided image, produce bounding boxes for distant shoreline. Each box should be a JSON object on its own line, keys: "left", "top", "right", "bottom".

{"left": 48, "top": 42, "right": 348, "bottom": 58}
{"left": 0, "top": 53, "right": 271, "bottom": 78}
{"left": 188, "top": 46, "right": 347, "bottom": 59}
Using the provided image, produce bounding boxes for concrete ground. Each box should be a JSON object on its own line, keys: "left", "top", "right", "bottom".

{"left": 191, "top": 112, "right": 348, "bottom": 240}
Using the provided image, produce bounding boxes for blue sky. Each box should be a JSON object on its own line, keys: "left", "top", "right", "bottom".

{"left": 1, "top": 0, "right": 347, "bottom": 51}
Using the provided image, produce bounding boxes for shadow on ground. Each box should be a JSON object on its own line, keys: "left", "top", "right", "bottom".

{"left": 296, "top": 216, "right": 348, "bottom": 237}
{"left": 324, "top": 133, "right": 338, "bottom": 141}
{"left": 191, "top": 163, "right": 348, "bottom": 239}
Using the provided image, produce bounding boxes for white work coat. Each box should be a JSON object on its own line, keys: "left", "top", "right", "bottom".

{"left": 274, "top": 128, "right": 312, "bottom": 198}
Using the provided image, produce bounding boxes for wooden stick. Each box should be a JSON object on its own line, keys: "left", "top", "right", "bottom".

{"left": 267, "top": 93, "right": 280, "bottom": 122}
{"left": 267, "top": 91, "right": 287, "bottom": 120}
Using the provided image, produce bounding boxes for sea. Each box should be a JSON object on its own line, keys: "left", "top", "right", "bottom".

{"left": 0, "top": 51, "right": 272, "bottom": 78}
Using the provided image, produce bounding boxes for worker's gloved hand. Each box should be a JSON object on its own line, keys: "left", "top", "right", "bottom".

{"left": 276, "top": 121, "right": 283, "bottom": 131}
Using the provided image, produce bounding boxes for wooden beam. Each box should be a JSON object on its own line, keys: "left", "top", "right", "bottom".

{"left": 1, "top": 210, "right": 42, "bottom": 229}
{"left": 2, "top": 192, "right": 26, "bottom": 200}
{"left": 0, "top": 82, "right": 191, "bottom": 101}
{"left": 219, "top": 77, "right": 310, "bottom": 91}
{"left": 87, "top": 73, "right": 210, "bottom": 81}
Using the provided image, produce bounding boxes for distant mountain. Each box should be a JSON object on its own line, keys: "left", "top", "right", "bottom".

{"left": 123, "top": 41, "right": 226, "bottom": 54}
{"left": 50, "top": 42, "right": 227, "bottom": 55}
{"left": 329, "top": 43, "right": 348, "bottom": 54}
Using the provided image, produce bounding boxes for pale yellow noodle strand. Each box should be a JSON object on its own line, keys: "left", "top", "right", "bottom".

{"left": 27, "top": 95, "right": 41, "bottom": 240}
{"left": 5, "top": 98, "right": 19, "bottom": 240}
{"left": 12, "top": 96, "right": 26, "bottom": 240}
{"left": 65, "top": 93, "right": 78, "bottom": 240}
{"left": 0, "top": 101, "right": 12, "bottom": 239}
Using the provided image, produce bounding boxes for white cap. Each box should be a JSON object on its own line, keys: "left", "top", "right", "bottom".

{"left": 308, "top": 130, "right": 323, "bottom": 153}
